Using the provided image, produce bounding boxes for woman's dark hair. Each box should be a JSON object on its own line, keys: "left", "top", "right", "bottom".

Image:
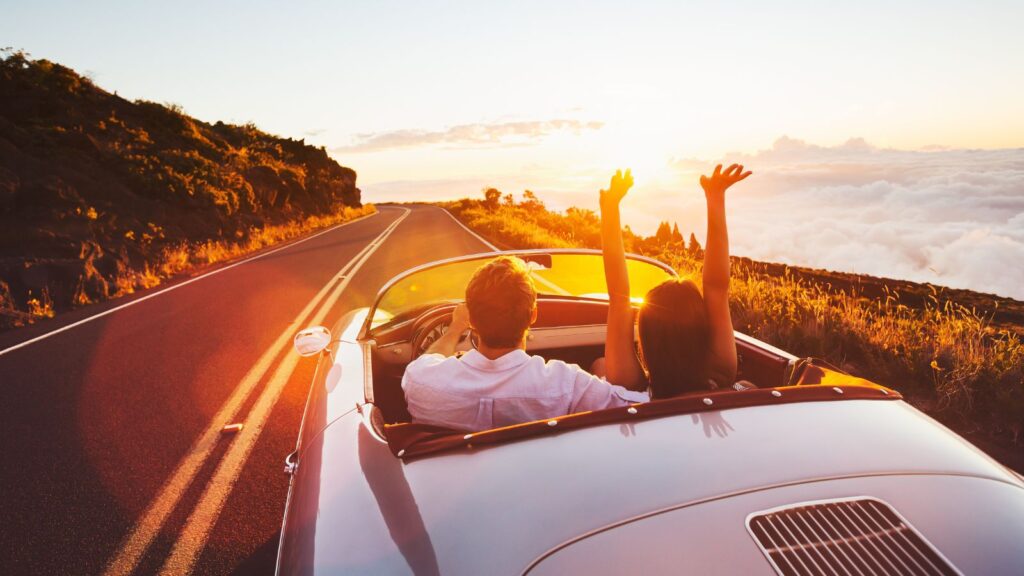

{"left": 637, "top": 279, "right": 710, "bottom": 398}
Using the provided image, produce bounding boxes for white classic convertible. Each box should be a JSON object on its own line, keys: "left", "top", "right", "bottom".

{"left": 277, "top": 250, "right": 1024, "bottom": 575}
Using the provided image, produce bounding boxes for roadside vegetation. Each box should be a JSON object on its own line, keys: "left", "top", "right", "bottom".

{"left": 440, "top": 190, "right": 1024, "bottom": 455}
{"left": 92, "top": 204, "right": 374, "bottom": 299}
{"left": 0, "top": 50, "right": 372, "bottom": 330}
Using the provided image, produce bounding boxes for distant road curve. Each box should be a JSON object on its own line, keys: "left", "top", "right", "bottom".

{"left": 0, "top": 204, "right": 495, "bottom": 575}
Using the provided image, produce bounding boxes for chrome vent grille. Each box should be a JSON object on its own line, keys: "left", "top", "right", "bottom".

{"left": 747, "top": 498, "right": 960, "bottom": 576}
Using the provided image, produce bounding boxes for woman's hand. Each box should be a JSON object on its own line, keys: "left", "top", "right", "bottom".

{"left": 700, "top": 163, "right": 745, "bottom": 387}
{"left": 700, "top": 164, "right": 751, "bottom": 201}
{"left": 600, "top": 168, "right": 634, "bottom": 208}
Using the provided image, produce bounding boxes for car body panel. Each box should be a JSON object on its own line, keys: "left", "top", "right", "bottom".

{"left": 278, "top": 414, "right": 426, "bottom": 575}
{"left": 279, "top": 393, "right": 1022, "bottom": 574}
{"left": 527, "top": 474, "right": 1024, "bottom": 575}
{"left": 294, "top": 338, "right": 363, "bottom": 455}
{"left": 277, "top": 249, "right": 1024, "bottom": 575}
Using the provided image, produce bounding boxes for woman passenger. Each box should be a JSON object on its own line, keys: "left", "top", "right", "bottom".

{"left": 598, "top": 164, "right": 751, "bottom": 398}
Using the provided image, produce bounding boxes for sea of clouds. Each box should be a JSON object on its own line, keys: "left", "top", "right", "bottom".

{"left": 362, "top": 136, "right": 1024, "bottom": 300}
{"left": 694, "top": 138, "right": 1024, "bottom": 300}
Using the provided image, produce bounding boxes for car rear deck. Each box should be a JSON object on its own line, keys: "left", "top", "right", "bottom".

{"left": 278, "top": 394, "right": 1024, "bottom": 574}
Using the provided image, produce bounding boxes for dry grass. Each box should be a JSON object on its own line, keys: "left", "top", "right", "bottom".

{"left": 442, "top": 196, "right": 1024, "bottom": 444}
{"left": 109, "top": 204, "right": 375, "bottom": 298}
{"left": 0, "top": 285, "right": 55, "bottom": 326}
{"left": 26, "top": 288, "right": 55, "bottom": 320}
{"left": 0, "top": 204, "right": 375, "bottom": 330}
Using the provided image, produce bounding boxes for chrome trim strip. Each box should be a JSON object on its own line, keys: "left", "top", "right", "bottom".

{"left": 744, "top": 496, "right": 963, "bottom": 576}
{"left": 794, "top": 508, "right": 851, "bottom": 576}
{"left": 362, "top": 340, "right": 375, "bottom": 404}
{"left": 830, "top": 498, "right": 895, "bottom": 572}
{"left": 783, "top": 506, "right": 830, "bottom": 574}
{"left": 291, "top": 407, "right": 359, "bottom": 460}
{"left": 808, "top": 505, "right": 864, "bottom": 576}
{"left": 757, "top": 512, "right": 801, "bottom": 576}
{"left": 824, "top": 503, "right": 882, "bottom": 574}
{"left": 767, "top": 511, "right": 816, "bottom": 574}
{"left": 861, "top": 500, "right": 946, "bottom": 575}
{"left": 849, "top": 500, "right": 910, "bottom": 573}
{"left": 734, "top": 331, "right": 800, "bottom": 362}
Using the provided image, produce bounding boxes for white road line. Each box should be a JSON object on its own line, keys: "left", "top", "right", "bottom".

{"left": 101, "top": 209, "right": 405, "bottom": 576}
{"left": 158, "top": 208, "right": 411, "bottom": 575}
{"left": 439, "top": 206, "right": 499, "bottom": 251}
{"left": 439, "top": 206, "right": 570, "bottom": 295}
{"left": 0, "top": 210, "right": 379, "bottom": 359}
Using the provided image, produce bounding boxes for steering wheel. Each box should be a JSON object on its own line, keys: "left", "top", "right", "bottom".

{"left": 410, "top": 303, "right": 472, "bottom": 358}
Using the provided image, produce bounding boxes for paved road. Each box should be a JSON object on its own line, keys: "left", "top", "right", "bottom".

{"left": 0, "top": 204, "right": 493, "bottom": 575}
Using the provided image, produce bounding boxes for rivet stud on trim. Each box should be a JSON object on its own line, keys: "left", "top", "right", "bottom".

{"left": 833, "top": 387, "right": 844, "bottom": 394}
{"left": 771, "top": 390, "right": 782, "bottom": 398}
{"left": 547, "top": 420, "right": 558, "bottom": 427}
{"left": 397, "top": 449, "right": 406, "bottom": 457}
{"left": 627, "top": 406, "right": 638, "bottom": 415}
{"left": 702, "top": 398, "right": 713, "bottom": 406}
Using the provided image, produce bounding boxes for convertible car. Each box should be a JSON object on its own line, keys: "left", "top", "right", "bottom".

{"left": 277, "top": 250, "right": 1024, "bottom": 575}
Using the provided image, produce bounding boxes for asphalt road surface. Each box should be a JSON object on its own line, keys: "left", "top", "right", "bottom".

{"left": 0, "top": 205, "right": 494, "bottom": 575}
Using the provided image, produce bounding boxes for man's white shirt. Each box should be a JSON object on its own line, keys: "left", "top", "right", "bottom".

{"left": 402, "top": 349, "right": 650, "bottom": 432}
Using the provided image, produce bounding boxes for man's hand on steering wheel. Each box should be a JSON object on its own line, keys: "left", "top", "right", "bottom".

{"left": 450, "top": 303, "right": 471, "bottom": 334}
{"left": 418, "top": 302, "right": 472, "bottom": 358}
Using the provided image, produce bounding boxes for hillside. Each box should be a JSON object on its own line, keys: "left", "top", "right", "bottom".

{"left": 0, "top": 51, "right": 372, "bottom": 330}
{"left": 438, "top": 191, "right": 1024, "bottom": 463}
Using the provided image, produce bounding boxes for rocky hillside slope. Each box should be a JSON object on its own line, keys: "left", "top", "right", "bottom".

{"left": 0, "top": 51, "right": 364, "bottom": 330}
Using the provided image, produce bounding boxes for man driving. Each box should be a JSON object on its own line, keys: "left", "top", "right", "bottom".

{"left": 402, "top": 256, "right": 649, "bottom": 432}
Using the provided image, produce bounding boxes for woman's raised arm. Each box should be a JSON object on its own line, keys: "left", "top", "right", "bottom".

{"left": 699, "top": 164, "right": 750, "bottom": 387}
{"left": 599, "top": 169, "right": 647, "bottom": 390}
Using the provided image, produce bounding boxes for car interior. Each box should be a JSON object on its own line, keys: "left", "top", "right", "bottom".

{"left": 367, "top": 297, "right": 797, "bottom": 425}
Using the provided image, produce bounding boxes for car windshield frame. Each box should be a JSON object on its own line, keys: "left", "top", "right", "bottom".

{"left": 359, "top": 249, "right": 678, "bottom": 339}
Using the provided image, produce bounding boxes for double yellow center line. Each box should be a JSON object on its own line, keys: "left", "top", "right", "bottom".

{"left": 104, "top": 208, "right": 410, "bottom": 576}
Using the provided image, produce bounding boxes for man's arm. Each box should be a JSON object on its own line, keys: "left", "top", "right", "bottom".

{"left": 568, "top": 365, "right": 649, "bottom": 414}
{"left": 424, "top": 303, "right": 471, "bottom": 357}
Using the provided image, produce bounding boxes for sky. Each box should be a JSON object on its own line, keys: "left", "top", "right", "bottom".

{"left": 3, "top": 0, "right": 1023, "bottom": 297}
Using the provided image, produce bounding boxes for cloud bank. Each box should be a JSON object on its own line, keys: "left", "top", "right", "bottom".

{"left": 361, "top": 136, "right": 1024, "bottom": 300}
{"left": 702, "top": 137, "right": 1024, "bottom": 300}
{"left": 333, "top": 119, "right": 603, "bottom": 153}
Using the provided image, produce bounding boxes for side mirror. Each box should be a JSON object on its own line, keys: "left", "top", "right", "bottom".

{"left": 294, "top": 326, "right": 331, "bottom": 357}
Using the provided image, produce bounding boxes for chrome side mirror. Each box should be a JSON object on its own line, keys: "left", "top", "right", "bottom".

{"left": 294, "top": 326, "right": 331, "bottom": 357}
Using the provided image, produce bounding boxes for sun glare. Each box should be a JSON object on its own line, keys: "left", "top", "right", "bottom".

{"left": 585, "top": 119, "right": 683, "bottom": 187}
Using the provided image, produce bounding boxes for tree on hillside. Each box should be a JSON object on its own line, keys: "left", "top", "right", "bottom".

{"left": 522, "top": 190, "right": 545, "bottom": 211}
{"left": 622, "top": 225, "right": 636, "bottom": 252}
{"left": 483, "top": 187, "right": 501, "bottom": 210}
{"left": 655, "top": 221, "right": 672, "bottom": 244}
{"left": 672, "top": 223, "right": 684, "bottom": 244}
{"left": 688, "top": 232, "right": 703, "bottom": 256}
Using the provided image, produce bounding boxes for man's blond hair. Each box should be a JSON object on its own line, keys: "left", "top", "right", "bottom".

{"left": 466, "top": 256, "right": 537, "bottom": 348}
